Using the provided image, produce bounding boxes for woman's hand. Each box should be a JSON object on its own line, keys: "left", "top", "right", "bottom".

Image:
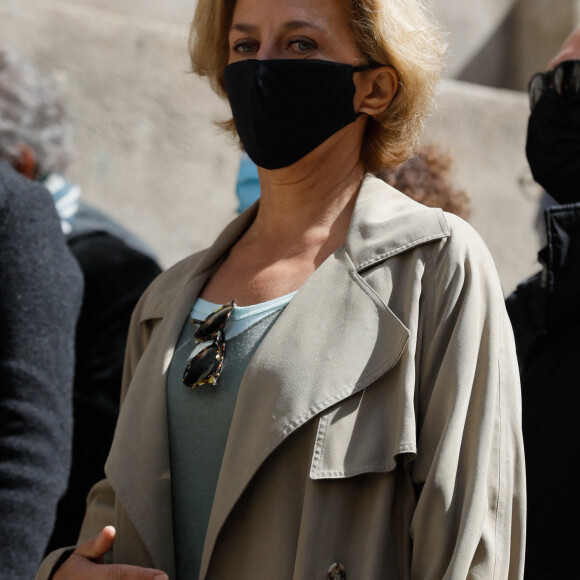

{"left": 53, "top": 526, "right": 168, "bottom": 579}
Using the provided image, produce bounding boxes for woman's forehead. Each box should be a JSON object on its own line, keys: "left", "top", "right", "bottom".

{"left": 230, "top": 0, "right": 348, "bottom": 29}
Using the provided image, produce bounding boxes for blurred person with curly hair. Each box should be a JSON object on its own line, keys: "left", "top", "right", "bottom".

{"left": 376, "top": 144, "right": 471, "bottom": 220}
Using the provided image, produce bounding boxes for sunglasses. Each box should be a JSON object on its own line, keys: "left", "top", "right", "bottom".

{"left": 182, "top": 300, "right": 235, "bottom": 388}
{"left": 528, "top": 59, "right": 580, "bottom": 110}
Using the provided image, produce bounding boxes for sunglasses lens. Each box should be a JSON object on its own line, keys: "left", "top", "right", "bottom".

{"left": 183, "top": 344, "right": 220, "bottom": 387}
{"left": 546, "top": 60, "right": 580, "bottom": 102}
{"left": 185, "top": 301, "right": 233, "bottom": 388}
{"left": 573, "top": 62, "right": 580, "bottom": 93}
{"left": 554, "top": 65, "right": 565, "bottom": 95}
{"left": 528, "top": 61, "right": 580, "bottom": 109}
{"left": 529, "top": 74, "right": 546, "bottom": 109}
{"left": 559, "top": 61, "right": 580, "bottom": 100}
{"left": 194, "top": 302, "right": 233, "bottom": 341}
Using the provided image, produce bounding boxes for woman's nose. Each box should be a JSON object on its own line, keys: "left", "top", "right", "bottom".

{"left": 256, "top": 38, "right": 279, "bottom": 60}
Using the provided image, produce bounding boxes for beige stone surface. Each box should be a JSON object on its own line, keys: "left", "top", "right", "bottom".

{"left": 0, "top": 0, "right": 241, "bottom": 269}
{"left": 458, "top": 0, "right": 577, "bottom": 90}
{"left": 432, "top": 0, "right": 517, "bottom": 76}
{"left": 0, "top": 0, "right": 548, "bottom": 295}
{"left": 423, "top": 80, "right": 542, "bottom": 295}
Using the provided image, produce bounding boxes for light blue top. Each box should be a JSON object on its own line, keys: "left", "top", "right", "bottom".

{"left": 166, "top": 293, "right": 295, "bottom": 580}
{"left": 191, "top": 292, "right": 297, "bottom": 340}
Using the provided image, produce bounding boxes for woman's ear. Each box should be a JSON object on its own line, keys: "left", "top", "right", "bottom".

{"left": 12, "top": 144, "right": 38, "bottom": 179}
{"left": 356, "top": 66, "right": 399, "bottom": 117}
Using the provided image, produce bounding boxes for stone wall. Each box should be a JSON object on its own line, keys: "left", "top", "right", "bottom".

{"left": 457, "top": 0, "right": 577, "bottom": 90}
{"left": 422, "top": 81, "right": 540, "bottom": 294}
{"left": 0, "top": 0, "right": 241, "bottom": 269}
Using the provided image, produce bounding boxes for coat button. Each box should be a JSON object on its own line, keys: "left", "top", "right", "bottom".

{"left": 328, "top": 562, "right": 346, "bottom": 579}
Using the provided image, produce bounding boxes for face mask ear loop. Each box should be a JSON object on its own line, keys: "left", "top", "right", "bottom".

{"left": 352, "top": 61, "right": 382, "bottom": 73}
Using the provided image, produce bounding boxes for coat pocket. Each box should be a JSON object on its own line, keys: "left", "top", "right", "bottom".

{"left": 310, "top": 378, "right": 417, "bottom": 480}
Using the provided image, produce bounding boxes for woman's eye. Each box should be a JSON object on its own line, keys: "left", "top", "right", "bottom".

{"left": 289, "top": 38, "right": 316, "bottom": 52}
{"left": 232, "top": 40, "right": 258, "bottom": 54}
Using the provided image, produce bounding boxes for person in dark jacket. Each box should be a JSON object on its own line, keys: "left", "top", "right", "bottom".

{"left": 0, "top": 159, "right": 83, "bottom": 579}
{"left": 506, "top": 24, "right": 580, "bottom": 579}
{"left": 0, "top": 48, "right": 163, "bottom": 554}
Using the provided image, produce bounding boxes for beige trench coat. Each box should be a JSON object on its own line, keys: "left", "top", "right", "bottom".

{"left": 38, "top": 175, "right": 525, "bottom": 579}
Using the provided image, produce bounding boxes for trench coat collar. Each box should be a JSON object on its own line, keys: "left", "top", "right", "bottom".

{"left": 106, "top": 174, "right": 450, "bottom": 578}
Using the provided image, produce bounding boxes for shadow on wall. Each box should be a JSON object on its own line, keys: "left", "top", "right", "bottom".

{"left": 457, "top": 0, "right": 576, "bottom": 91}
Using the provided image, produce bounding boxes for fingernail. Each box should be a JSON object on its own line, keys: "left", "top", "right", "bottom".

{"left": 154, "top": 575, "right": 168, "bottom": 580}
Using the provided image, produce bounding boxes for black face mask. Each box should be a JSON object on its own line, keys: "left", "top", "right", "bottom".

{"left": 526, "top": 89, "right": 580, "bottom": 205}
{"left": 224, "top": 59, "right": 372, "bottom": 170}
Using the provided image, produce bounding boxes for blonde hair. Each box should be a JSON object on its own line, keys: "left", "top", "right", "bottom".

{"left": 189, "top": 0, "right": 446, "bottom": 172}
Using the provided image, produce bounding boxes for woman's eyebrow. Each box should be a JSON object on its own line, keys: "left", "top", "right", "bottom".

{"left": 281, "top": 20, "right": 324, "bottom": 33}
{"left": 230, "top": 20, "right": 323, "bottom": 33}
{"left": 230, "top": 23, "right": 257, "bottom": 34}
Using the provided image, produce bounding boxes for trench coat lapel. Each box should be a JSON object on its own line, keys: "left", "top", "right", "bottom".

{"left": 199, "top": 176, "right": 449, "bottom": 578}
{"left": 105, "top": 207, "right": 260, "bottom": 576}
{"left": 200, "top": 242, "right": 410, "bottom": 578}
{"left": 106, "top": 175, "right": 449, "bottom": 578}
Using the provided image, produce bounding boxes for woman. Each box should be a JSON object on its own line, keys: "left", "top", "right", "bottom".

{"left": 40, "top": 0, "right": 526, "bottom": 578}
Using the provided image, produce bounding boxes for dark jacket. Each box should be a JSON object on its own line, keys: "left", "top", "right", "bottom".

{"left": 45, "top": 206, "right": 162, "bottom": 553}
{"left": 0, "top": 161, "right": 83, "bottom": 579}
{"left": 506, "top": 202, "right": 580, "bottom": 579}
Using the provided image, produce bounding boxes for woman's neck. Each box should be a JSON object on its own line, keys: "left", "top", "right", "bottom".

{"left": 249, "top": 127, "right": 367, "bottom": 250}
{"left": 199, "top": 125, "right": 368, "bottom": 306}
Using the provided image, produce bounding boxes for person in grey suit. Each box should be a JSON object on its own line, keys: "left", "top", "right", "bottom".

{"left": 0, "top": 48, "right": 162, "bottom": 557}
{"left": 0, "top": 159, "right": 83, "bottom": 579}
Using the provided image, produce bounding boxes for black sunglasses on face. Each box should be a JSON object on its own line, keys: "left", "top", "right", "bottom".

{"left": 528, "top": 59, "right": 580, "bottom": 110}
{"left": 182, "top": 300, "right": 235, "bottom": 388}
